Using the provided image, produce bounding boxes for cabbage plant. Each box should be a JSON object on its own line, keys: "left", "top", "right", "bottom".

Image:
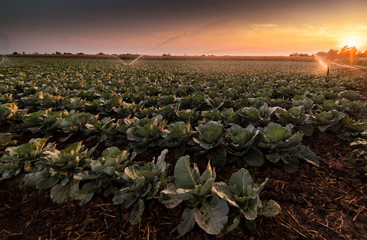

{"left": 161, "top": 121, "right": 192, "bottom": 157}
{"left": 193, "top": 121, "right": 227, "bottom": 166}
{"left": 0, "top": 133, "right": 17, "bottom": 155}
{"left": 161, "top": 156, "right": 280, "bottom": 236}
{"left": 349, "top": 138, "right": 367, "bottom": 174}
{"left": 160, "top": 156, "right": 228, "bottom": 236}
{"left": 15, "top": 109, "right": 67, "bottom": 135}
{"left": 258, "top": 123, "right": 319, "bottom": 173}
{"left": 311, "top": 110, "right": 345, "bottom": 133}
{"left": 339, "top": 116, "right": 367, "bottom": 140}
{"left": 22, "top": 141, "right": 97, "bottom": 204}
{"left": 275, "top": 106, "right": 314, "bottom": 136}
{"left": 226, "top": 124, "right": 263, "bottom": 167}
{"left": 81, "top": 147, "right": 133, "bottom": 198}
{"left": 113, "top": 149, "right": 168, "bottom": 224}
{"left": 85, "top": 116, "right": 116, "bottom": 142}
{"left": 176, "top": 109, "right": 199, "bottom": 123}
{"left": 221, "top": 108, "right": 243, "bottom": 125}
{"left": 0, "top": 102, "right": 18, "bottom": 124}
{"left": 58, "top": 112, "right": 99, "bottom": 142}
{"left": 339, "top": 100, "right": 366, "bottom": 118}
{"left": 212, "top": 169, "right": 281, "bottom": 231}
{"left": 126, "top": 115, "right": 167, "bottom": 154}
{"left": 238, "top": 103, "right": 277, "bottom": 126}
{"left": 0, "top": 138, "right": 52, "bottom": 179}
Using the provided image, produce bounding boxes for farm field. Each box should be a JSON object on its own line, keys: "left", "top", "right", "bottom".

{"left": 0, "top": 57, "right": 366, "bottom": 239}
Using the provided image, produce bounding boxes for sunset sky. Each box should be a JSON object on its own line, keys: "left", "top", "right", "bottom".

{"left": 0, "top": 0, "right": 366, "bottom": 55}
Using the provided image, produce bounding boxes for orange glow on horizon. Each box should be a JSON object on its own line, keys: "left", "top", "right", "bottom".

{"left": 338, "top": 35, "right": 365, "bottom": 49}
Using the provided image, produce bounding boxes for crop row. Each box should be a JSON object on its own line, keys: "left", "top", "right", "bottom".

{"left": 0, "top": 138, "right": 280, "bottom": 236}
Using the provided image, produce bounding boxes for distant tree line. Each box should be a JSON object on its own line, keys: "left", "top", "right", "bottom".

{"left": 316, "top": 45, "right": 367, "bottom": 61}
{"left": 289, "top": 53, "right": 310, "bottom": 57}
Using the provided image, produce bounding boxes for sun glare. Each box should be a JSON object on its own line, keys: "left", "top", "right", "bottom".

{"left": 339, "top": 36, "right": 364, "bottom": 49}
{"left": 346, "top": 39, "right": 357, "bottom": 47}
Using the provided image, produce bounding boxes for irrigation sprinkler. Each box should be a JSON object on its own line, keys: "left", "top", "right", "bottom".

{"left": 0, "top": 55, "right": 5, "bottom": 65}
{"left": 109, "top": 54, "right": 143, "bottom": 67}
{"left": 128, "top": 55, "right": 143, "bottom": 66}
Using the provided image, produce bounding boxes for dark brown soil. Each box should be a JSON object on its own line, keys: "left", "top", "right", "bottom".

{"left": 0, "top": 133, "right": 366, "bottom": 240}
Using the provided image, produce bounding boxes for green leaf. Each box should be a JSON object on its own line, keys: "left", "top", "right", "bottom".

{"left": 297, "top": 145, "right": 319, "bottom": 167}
{"left": 194, "top": 197, "right": 229, "bottom": 235}
{"left": 211, "top": 146, "right": 227, "bottom": 167}
{"left": 199, "top": 177, "right": 215, "bottom": 196}
{"left": 113, "top": 188, "right": 136, "bottom": 208}
{"left": 259, "top": 200, "right": 281, "bottom": 217}
{"left": 229, "top": 168, "right": 254, "bottom": 196}
{"left": 160, "top": 184, "right": 185, "bottom": 208}
{"left": 50, "top": 183, "right": 71, "bottom": 204}
{"left": 299, "top": 125, "right": 314, "bottom": 137}
{"left": 212, "top": 182, "right": 238, "bottom": 208}
{"left": 156, "top": 149, "right": 168, "bottom": 172}
{"left": 266, "top": 127, "right": 287, "bottom": 143}
{"left": 23, "top": 171, "right": 46, "bottom": 186}
{"left": 174, "top": 156, "right": 199, "bottom": 189}
{"left": 244, "top": 148, "right": 265, "bottom": 167}
{"left": 130, "top": 198, "right": 145, "bottom": 225}
{"left": 178, "top": 208, "right": 196, "bottom": 236}
{"left": 222, "top": 213, "right": 241, "bottom": 234}
{"left": 265, "top": 153, "right": 281, "bottom": 163}
{"left": 36, "top": 177, "right": 59, "bottom": 189}
{"left": 200, "top": 161, "right": 215, "bottom": 183}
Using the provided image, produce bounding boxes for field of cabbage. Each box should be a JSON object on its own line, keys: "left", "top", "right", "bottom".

{"left": 0, "top": 58, "right": 366, "bottom": 239}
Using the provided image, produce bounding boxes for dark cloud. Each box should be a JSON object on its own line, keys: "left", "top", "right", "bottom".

{"left": 1, "top": 0, "right": 362, "bottom": 32}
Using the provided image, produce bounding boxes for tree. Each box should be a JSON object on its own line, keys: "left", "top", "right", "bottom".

{"left": 326, "top": 49, "right": 339, "bottom": 60}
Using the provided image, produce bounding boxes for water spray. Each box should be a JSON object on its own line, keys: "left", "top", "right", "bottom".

{"left": 110, "top": 54, "right": 128, "bottom": 66}
{"left": 317, "top": 58, "right": 330, "bottom": 76}
{"left": 109, "top": 54, "right": 144, "bottom": 67}
{"left": 128, "top": 55, "right": 143, "bottom": 66}
{"left": 107, "top": 20, "right": 227, "bottom": 67}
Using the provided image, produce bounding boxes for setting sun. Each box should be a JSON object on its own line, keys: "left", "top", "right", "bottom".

{"left": 339, "top": 36, "right": 364, "bottom": 49}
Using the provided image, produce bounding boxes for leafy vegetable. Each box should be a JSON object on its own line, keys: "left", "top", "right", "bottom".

{"left": 0, "top": 102, "right": 18, "bottom": 124}
{"left": 160, "top": 156, "right": 228, "bottom": 235}
{"left": 0, "top": 138, "right": 52, "bottom": 179}
{"left": 113, "top": 149, "right": 168, "bottom": 224}
{"left": 349, "top": 138, "right": 367, "bottom": 174}
{"left": 311, "top": 110, "right": 345, "bottom": 133}
{"left": 193, "top": 121, "right": 227, "bottom": 166}
{"left": 126, "top": 115, "right": 167, "bottom": 154}
{"left": 22, "top": 141, "right": 97, "bottom": 204}
{"left": 238, "top": 103, "right": 277, "bottom": 126}
{"left": 58, "top": 112, "right": 99, "bottom": 141}
{"left": 226, "top": 124, "right": 264, "bottom": 167}
{"left": 213, "top": 168, "right": 280, "bottom": 229}
{"left": 258, "top": 123, "right": 319, "bottom": 173}
{"left": 0, "top": 133, "right": 17, "bottom": 155}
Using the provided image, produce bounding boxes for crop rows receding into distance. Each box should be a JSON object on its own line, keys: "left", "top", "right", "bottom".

{"left": 0, "top": 57, "right": 366, "bottom": 239}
